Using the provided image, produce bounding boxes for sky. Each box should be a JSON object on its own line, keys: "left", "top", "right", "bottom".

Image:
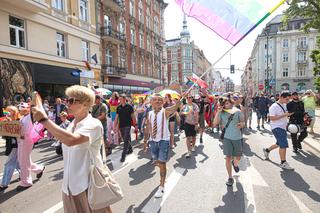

{"left": 163, "top": 0, "right": 289, "bottom": 85}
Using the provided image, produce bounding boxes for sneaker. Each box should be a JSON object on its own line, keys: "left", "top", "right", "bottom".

{"left": 263, "top": 148, "right": 269, "bottom": 160}
{"left": 293, "top": 147, "right": 298, "bottom": 153}
{"left": 297, "top": 143, "right": 302, "bottom": 150}
{"left": 154, "top": 186, "right": 164, "bottom": 198}
{"left": 262, "top": 125, "right": 265, "bottom": 129}
{"left": 232, "top": 160, "right": 240, "bottom": 173}
{"left": 280, "top": 162, "right": 294, "bottom": 170}
{"left": 249, "top": 126, "right": 252, "bottom": 130}
{"left": 200, "top": 138, "right": 203, "bottom": 144}
{"left": 191, "top": 146, "right": 196, "bottom": 152}
{"left": 186, "top": 151, "right": 192, "bottom": 158}
{"left": 226, "top": 178, "right": 234, "bottom": 187}
{"left": 0, "top": 185, "right": 8, "bottom": 191}
{"left": 257, "top": 126, "right": 260, "bottom": 130}
{"left": 120, "top": 155, "right": 126, "bottom": 163}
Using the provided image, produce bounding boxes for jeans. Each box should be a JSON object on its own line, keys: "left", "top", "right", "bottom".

{"left": 120, "top": 126, "right": 132, "bottom": 157}
{"left": 1, "top": 148, "right": 20, "bottom": 186}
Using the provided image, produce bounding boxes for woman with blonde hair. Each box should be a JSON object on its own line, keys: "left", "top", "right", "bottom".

{"left": 31, "top": 85, "right": 112, "bottom": 212}
{"left": 0, "top": 106, "right": 21, "bottom": 191}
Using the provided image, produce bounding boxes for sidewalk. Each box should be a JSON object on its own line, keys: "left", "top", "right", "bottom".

{"left": 304, "top": 108, "right": 320, "bottom": 153}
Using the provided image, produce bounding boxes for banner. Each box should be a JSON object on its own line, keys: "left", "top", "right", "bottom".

{"left": 0, "top": 120, "right": 22, "bottom": 137}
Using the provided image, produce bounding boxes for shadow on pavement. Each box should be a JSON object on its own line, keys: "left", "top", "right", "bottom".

{"left": 128, "top": 161, "right": 156, "bottom": 186}
{"left": 213, "top": 177, "right": 254, "bottom": 213}
{"left": 126, "top": 187, "right": 159, "bottom": 213}
{"left": 280, "top": 170, "right": 320, "bottom": 202}
{"left": 292, "top": 150, "right": 320, "bottom": 171}
{"left": 173, "top": 153, "right": 197, "bottom": 176}
{"left": 50, "top": 170, "right": 63, "bottom": 181}
{"left": 195, "top": 144, "right": 209, "bottom": 163}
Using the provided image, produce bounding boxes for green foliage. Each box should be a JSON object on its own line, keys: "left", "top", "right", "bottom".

{"left": 284, "top": 0, "right": 320, "bottom": 91}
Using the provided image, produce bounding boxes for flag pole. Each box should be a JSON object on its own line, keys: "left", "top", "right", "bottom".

{"left": 185, "top": 45, "right": 235, "bottom": 96}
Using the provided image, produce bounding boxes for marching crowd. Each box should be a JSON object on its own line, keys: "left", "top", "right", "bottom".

{"left": 0, "top": 85, "right": 319, "bottom": 212}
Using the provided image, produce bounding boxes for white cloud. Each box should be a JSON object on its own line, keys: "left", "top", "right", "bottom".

{"left": 164, "top": 0, "right": 288, "bottom": 85}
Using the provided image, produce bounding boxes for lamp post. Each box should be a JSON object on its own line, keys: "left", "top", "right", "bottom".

{"left": 265, "top": 26, "right": 271, "bottom": 95}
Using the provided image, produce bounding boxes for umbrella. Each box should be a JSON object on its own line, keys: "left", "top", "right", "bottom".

{"left": 95, "top": 88, "right": 112, "bottom": 96}
{"left": 158, "top": 89, "right": 181, "bottom": 99}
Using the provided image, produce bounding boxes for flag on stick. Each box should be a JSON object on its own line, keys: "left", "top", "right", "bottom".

{"left": 175, "top": 0, "right": 286, "bottom": 46}
{"left": 186, "top": 73, "right": 209, "bottom": 89}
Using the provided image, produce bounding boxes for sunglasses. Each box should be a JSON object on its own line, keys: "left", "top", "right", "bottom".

{"left": 67, "top": 97, "right": 80, "bottom": 105}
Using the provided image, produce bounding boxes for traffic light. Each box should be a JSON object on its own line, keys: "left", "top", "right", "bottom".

{"left": 230, "top": 65, "right": 235, "bottom": 74}
{"left": 264, "top": 79, "right": 269, "bottom": 89}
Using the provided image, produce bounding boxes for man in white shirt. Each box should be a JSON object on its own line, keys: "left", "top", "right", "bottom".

{"left": 263, "top": 92, "right": 294, "bottom": 170}
{"left": 143, "top": 92, "right": 187, "bottom": 198}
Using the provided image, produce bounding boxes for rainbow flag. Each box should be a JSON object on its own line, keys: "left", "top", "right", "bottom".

{"left": 175, "top": 0, "right": 286, "bottom": 46}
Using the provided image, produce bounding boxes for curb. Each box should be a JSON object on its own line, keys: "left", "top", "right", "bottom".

{"left": 303, "top": 138, "right": 320, "bottom": 153}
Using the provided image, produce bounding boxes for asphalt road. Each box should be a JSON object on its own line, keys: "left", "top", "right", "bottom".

{"left": 0, "top": 122, "right": 319, "bottom": 213}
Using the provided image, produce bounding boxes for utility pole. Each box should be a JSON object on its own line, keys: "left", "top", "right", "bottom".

{"left": 265, "top": 26, "right": 270, "bottom": 95}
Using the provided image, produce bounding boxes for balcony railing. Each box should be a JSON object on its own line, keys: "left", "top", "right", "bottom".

{"left": 102, "top": 64, "right": 127, "bottom": 77}
{"left": 101, "top": 27, "right": 125, "bottom": 42}
{"left": 102, "top": 0, "right": 124, "bottom": 12}
{"left": 297, "top": 60, "right": 308, "bottom": 64}
{"left": 297, "top": 44, "right": 308, "bottom": 49}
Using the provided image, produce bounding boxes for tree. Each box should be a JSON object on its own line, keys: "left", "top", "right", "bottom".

{"left": 284, "top": 0, "right": 320, "bottom": 92}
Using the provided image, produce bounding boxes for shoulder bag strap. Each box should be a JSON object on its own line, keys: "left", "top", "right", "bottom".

{"left": 224, "top": 113, "right": 235, "bottom": 130}
{"left": 276, "top": 103, "right": 286, "bottom": 113}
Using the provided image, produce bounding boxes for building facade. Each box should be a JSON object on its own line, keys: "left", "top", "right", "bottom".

{"left": 250, "top": 15, "right": 318, "bottom": 95}
{"left": 165, "top": 15, "right": 212, "bottom": 86}
{"left": 224, "top": 77, "right": 235, "bottom": 92}
{"left": 0, "top": 0, "right": 101, "bottom": 102}
{"left": 211, "top": 70, "right": 225, "bottom": 93}
{"left": 99, "top": 0, "right": 167, "bottom": 93}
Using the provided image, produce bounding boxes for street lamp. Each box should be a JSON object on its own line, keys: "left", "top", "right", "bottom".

{"left": 265, "top": 26, "right": 271, "bottom": 95}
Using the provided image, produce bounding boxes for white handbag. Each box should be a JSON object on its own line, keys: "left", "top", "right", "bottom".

{"left": 88, "top": 140, "right": 124, "bottom": 210}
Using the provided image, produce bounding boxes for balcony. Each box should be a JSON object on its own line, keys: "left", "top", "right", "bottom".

{"left": 297, "top": 44, "right": 308, "bottom": 50}
{"left": 3, "top": 0, "right": 49, "bottom": 12}
{"left": 297, "top": 60, "right": 308, "bottom": 65}
{"left": 102, "top": 0, "right": 123, "bottom": 13}
{"left": 101, "top": 27, "right": 125, "bottom": 44}
{"left": 102, "top": 64, "right": 127, "bottom": 77}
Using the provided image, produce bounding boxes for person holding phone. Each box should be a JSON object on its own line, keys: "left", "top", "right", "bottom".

{"left": 213, "top": 97, "right": 245, "bottom": 187}
{"left": 263, "top": 92, "right": 294, "bottom": 170}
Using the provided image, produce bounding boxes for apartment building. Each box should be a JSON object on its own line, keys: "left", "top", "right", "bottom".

{"left": 166, "top": 15, "right": 212, "bottom": 87}
{"left": 0, "top": 0, "right": 101, "bottom": 102}
{"left": 250, "top": 14, "right": 318, "bottom": 95}
{"left": 99, "top": 0, "right": 167, "bottom": 93}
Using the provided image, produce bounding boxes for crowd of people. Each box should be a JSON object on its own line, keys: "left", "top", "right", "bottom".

{"left": 0, "top": 85, "right": 319, "bottom": 212}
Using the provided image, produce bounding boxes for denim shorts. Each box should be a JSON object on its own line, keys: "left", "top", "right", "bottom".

{"left": 149, "top": 140, "right": 170, "bottom": 162}
{"left": 256, "top": 109, "right": 268, "bottom": 119}
{"left": 272, "top": 128, "right": 288, "bottom": 148}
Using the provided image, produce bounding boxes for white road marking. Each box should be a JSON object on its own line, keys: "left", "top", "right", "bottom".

{"left": 42, "top": 202, "right": 63, "bottom": 213}
{"left": 42, "top": 151, "right": 138, "bottom": 213}
{"left": 287, "top": 189, "right": 313, "bottom": 213}
{"left": 238, "top": 157, "right": 269, "bottom": 213}
{"left": 141, "top": 167, "right": 185, "bottom": 213}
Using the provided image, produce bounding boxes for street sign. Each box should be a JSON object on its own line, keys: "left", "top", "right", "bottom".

{"left": 259, "top": 84, "right": 264, "bottom": 90}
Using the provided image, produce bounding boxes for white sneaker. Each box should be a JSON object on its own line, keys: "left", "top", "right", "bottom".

{"left": 263, "top": 148, "right": 269, "bottom": 160}
{"left": 280, "top": 162, "right": 294, "bottom": 170}
{"left": 191, "top": 146, "right": 196, "bottom": 152}
{"left": 154, "top": 186, "right": 164, "bottom": 198}
{"left": 186, "top": 151, "right": 192, "bottom": 158}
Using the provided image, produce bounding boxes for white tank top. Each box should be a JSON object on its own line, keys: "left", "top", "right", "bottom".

{"left": 149, "top": 108, "right": 170, "bottom": 142}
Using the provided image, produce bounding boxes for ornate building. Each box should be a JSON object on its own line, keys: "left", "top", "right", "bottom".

{"left": 165, "top": 15, "right": 212, "bottom": 86}
{"left": 99, "top": 0, "right": 167, "bottom": 93}
{"left": 0, "top": 0, "right": 101, "bottom": 103}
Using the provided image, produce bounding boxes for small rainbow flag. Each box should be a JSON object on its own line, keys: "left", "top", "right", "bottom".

{"left": 175, "top": 0, "right": 286, "bottom": 46}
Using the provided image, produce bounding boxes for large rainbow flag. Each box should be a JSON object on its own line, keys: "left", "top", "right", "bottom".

{"left": 175, "top": 0, "right": 286, "bottom": 46}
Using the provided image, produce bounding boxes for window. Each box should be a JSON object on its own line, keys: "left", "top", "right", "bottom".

{"left": 106, "top": 49, "right": 112, "bottom": 65}
{"left": 282, "top": 52, "right": 288, "bottom": 62}
{"left": 146, "top": 9, "right": 150, "bottom": 28}
{"left": 171, "top": 49, "right": 177, "bottom": 59}
{"left": 283, "top": 39, "right": 288, "bottom": 48}
{"left": 131, "top": 28, "right": 135, "bottom": 44}
{"left": 138, "top": 0, "right": 143, "bottom": 23}
{"left": 132, "top": 55, "right": 136, "bottom": 73}
{"left": 104, "top": 15, "right": 112, "bottom": 35}
{"left": 282, "top": 68, "right": 288, "bottom": 77}
{"left": 80, "top": 0, "right": 88, "bottom": 22}
{"left": 140, "top": 59, "right": 144, "bottom": 74}
{"left": 298, "top": 37, "right": 307, "bottom": 47}
{"left": 9, "top": 16, "right": 25, "bottom": 48}
{"left": 130, "top": 0, "right": 134, "bottom": 16}
{"left": 297, "top": 67, "right": 306, "bottom": 77}
{"left": 81, "top": 40, "right": 89, "bottom": 61}
{"left": 52, "top": 0, "right": 64, "bottom": 11}
{"left": 56, "top": 32, "right": 65, "bottom": 57}
{"left": 148, "top": 62, "right": 151, "bottom": 76}
{"left": 184, "top": 48, "right": 191, "bottom": 57}
{"left": 139, "top": 32, "right": 143, "bottom": 48}
{"left": 154, "top": 16, "right": 159, "bottom": 34}
{"left": 147, "top": 36, "right": 151, "bottom": 51}
{"left": 298, "top": 51, "right": 306, "bottom": 62}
